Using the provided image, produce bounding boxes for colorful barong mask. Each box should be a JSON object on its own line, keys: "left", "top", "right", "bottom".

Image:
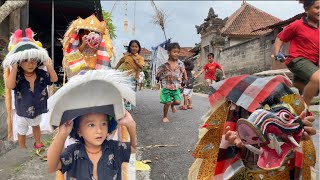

{"left": 237, "top": 101, "right": 305, "bottom": 170}
{"left": 85, "top": 32, "right": 102, "bottom": 49}
{"left": 62, "top": 15, "right": 114, "bottom": 77}
{"left": 2, "top": 28, "right": 49, "bottom": 68}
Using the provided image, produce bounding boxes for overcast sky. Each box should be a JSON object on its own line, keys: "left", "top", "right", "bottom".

{"left": 101, "top": 1, "right": 304, "bottom": 49}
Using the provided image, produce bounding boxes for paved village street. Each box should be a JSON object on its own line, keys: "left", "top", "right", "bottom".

{"left": 0, "top": 89, "right": 318, "bottom": 180}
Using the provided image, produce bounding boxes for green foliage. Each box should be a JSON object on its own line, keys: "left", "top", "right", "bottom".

{"left": 142, "top": 66, "right": 149, "bottom": 80}
{"left": 0, "top": 75, "right": 5, "bottom": 97}
{"left": 102, "top": 11, "right": 116, "bottom": 40}
{"left": 215, "top": 69, "right": 222, "bottom": 82}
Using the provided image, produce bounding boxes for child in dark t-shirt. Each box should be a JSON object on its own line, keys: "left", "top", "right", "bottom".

{"left": 6, "top": 58, "right": 58, "bottom": 149}
{"left": 47, "top": 111, "right": 136, "bottom": 180}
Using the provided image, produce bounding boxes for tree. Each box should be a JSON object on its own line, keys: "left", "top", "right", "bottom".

{"left": 0, "top": 0, "right": 28, "bottom": 24}
{"left": 102, "top": 10, "right": 116, "bottom": 40}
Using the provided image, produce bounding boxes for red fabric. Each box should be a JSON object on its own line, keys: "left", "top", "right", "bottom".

{"left": 214, "top": 156, "right": 241, "bottom": 175}
{"left": 208, "top": 75, "right": 247, "bottom": 107}
{"left": 203, "top": 62, "right": 222, "bottom": 80}
{"left": 277, "top": 18, "right": 319, "bottom": 65}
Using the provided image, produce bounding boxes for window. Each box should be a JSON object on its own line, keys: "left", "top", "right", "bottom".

{"left": 203, "top": 45, "right": 210, "bottom": 57}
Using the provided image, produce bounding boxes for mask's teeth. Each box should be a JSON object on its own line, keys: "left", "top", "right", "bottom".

{"left": 244, "top": 144, "right": 262, "bottom": 155}
{"left": 288, "top": 135, "right": 301, "bottom": 147}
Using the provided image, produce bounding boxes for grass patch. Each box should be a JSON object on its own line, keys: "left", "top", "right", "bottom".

{"left": 14, "top": 164, "right": 24, "bottom": 174}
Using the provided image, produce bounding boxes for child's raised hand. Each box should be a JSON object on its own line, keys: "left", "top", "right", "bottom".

{"left": 58, "top": 120, "right": 73, "bottom": 137}
{"left": 118, "top": 111, "right": 135, "bottom": 128}
{"left": 82, "top": 35, "right": 87, "bottom": 44}
{"left": 225, "top": 126, "right": 243, "bottom": 148}
{"left": 43, "top": 58, "right": 52, "bottom": 66}
{"left": 300, "top": 111, "right": 316, "bottom": 140}
{"left": 12, "top": 63, "right": 18, "bottom": 69}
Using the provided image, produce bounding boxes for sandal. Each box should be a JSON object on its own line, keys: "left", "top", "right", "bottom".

{"left": 187, "top": 105, "right": 193, "bottom": 109}
{"left": 33, "top": 142, "right": 44, "bottom": 149}
{"left": 179, "top": 106, "right": 188, "bottom": 110}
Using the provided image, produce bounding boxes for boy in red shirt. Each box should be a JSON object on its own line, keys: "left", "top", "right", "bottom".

{"left": 194, "top": 53, "right": 225, "bottom": 86}
{"left": 274, "top": 0, "right": 319, "bottom": 107}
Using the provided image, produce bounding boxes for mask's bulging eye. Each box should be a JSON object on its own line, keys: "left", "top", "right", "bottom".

{"left": 279, "top": 111, "right": 294, "bottom": 121}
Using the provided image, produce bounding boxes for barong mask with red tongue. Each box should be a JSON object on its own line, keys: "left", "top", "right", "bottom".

{"left": 236, "top": 105, "right": 304, "bottom": 170}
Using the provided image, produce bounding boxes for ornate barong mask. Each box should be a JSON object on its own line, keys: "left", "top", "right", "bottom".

{"left": 237, "top": 95, "right": 306, "bottom": 170}
{"left": 85, "top": 32, "right": 102, "bottom": 49}
{"left": 62, "top": 15, "right": 114, "bottom": 75}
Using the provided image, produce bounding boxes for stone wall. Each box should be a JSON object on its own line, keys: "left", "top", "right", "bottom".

{"left": 218, "top": 32, "right": 275, "bottom": 77}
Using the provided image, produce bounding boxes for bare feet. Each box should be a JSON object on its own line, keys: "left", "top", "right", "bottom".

{"left": 162, "top": 117, "right": 170, "bottom": 122}
{"left": 171, "top": 105, "right": 177, "bottom": 114}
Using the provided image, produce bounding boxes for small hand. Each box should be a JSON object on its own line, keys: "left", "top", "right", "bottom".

{"left": 12, "top": 63, "right": 18, "bottom": 69}
{"left": 131, "top": 55, "right": 137, "bottom": 63}
{"left": 193, "top": 75, "right": 197, "bottom": 79}
{"left": 225, "top": 126, "right": 243, "bottom": 148}
{"left": 43, "top": 58, "right": 52, "bottom": 67}
{"left": 81, "top": 35, "right": 87, "bottom": 44}
{"left": 118, "top": 111, "right": 136, "bottom": 128}
{"left": 300, "top": 111, "right": 316, "bottom": 140}
{"left": 58, "top": 120, "right": 74, "bottom": 137}
{"left": 222, "top": 75, "right": 226, "bottom": 79}
{"left": 276, "top": 52, "right": 286, "bottom": 61}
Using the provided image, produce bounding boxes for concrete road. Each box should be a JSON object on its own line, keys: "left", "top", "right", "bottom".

{"left": 134, "top": 89, "right": 211, "bottom": 180}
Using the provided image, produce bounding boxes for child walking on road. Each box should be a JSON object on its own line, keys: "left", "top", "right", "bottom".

{"left": 156, "top": 43, "right": 187, "bottom": 122}
{"left": 180, "top": 59, "right": 194, "bottom": 110}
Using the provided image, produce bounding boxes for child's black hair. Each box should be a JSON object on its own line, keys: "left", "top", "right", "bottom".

{"left": 167, "top": 42, "right": 180, "bottom": 52}
{"left": 207, "top": 53, "right": 215, "bottom": 58}
{"left": 303, "top": 0, "right": 316, "bottom": 9}
{"left": 184, "top": 59, "right": 195, "bottom": 71}
{"left": 69, "top": 114, "right": 117, "bottom": 142}
{"left": 259, "top": 94, "right": 282, "bottom": 108}
{"left": 128, "top": 40, "right": 141, "bottom": 54}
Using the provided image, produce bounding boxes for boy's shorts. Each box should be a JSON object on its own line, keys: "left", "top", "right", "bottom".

{"left": 16, "top": 114, "right": 42, "bottom": 135}
{"left": 287, "top": 57, "right": 318, "bottom": 85}
{"left": 183, "top": 88, "right": 193, "bottom": 98}
{"left": 160, "top": 88, "right": 181, "bottom": 104}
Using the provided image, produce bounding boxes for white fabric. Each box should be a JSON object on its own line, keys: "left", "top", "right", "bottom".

{"left": 48, "top": 69, "right": 136, "bottom": 127}
{"left": 138, "top": 72, "right": 145, "bottom": 83}
{"left": 183, "top": 88, "right": 193, "bottom": 98}
{"left": 15, "top": 114, "right": 42, "bottom": 135}
{"left": 151, "top": 46, "right": 168, "bottom": 87}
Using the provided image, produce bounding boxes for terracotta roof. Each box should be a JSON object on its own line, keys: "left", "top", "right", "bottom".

{"left": 221, "top": 3, "right": 281, "bottom": 38}
{"left": 179, "top": 47, "right": 194, "bottom": 58}
{"left": 140, "top": 47, "right": 152, "bottom": 55}
{"left": 252, "top": 13, "right": 306, "bottom": 32}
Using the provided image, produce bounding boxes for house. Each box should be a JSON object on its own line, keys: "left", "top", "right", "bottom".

{"left": 140, "top": 47, "right": 152, "bottom": 67}
{"left": 195, "top": 3, "right": 281, "bottom": 67}
{"left": 221, "top": 3, "right": 281, "bottom": 47}
{"left": 179, "top": 47, "right": 194, "bottom": 60}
